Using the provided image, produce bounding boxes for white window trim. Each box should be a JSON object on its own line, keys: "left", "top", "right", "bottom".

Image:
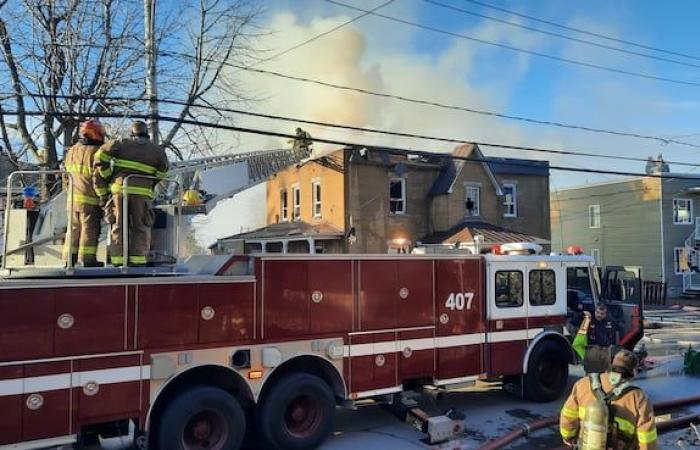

{"left": 674, "top": 247, "right": 689, "bottom": 275}
{"left": 464, "top": 183, "right": 480, "bottom": 217}
{"left": 673, "top": 198, "right": 693, "bottom": 225}
{"left": 292, "top": 184, "right": 301, "bottom": 222}
{"left": 503, "top": 183, "right": 517, "bottom": 218}
{"left": 591, "top": 248, "right": 600, "bottom": 266}
{"left": 389, "top": 177, "right": 406, "bottom": 215}
{"left": 311, "top": 179, "right": 322, "bottom": 218}
{"left": 588, "top": 204, "right": 601, "bottom": 229}
{"left": 280, "top": 188, "right": 289, "bottom": 222}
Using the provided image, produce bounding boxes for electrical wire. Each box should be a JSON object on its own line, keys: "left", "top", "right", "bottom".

{"left": 254, "top": 0, "right": 396, "bottom": 66}
{"left": 424, "top": 0, "right": 700, "bottom": 69}
{"left": 3, "top": 108, "right": 700, "bottom": 181}
{"left": 26, "top": 42, "right": 700, "bottom": 150}
{"left": 461, "top": 0, "right": 700, "bottom": 62}
{"left": 5, "top": 90, "right": 700, "bottom": 168}
{"left": 325, "top": 0, "right": 700, "bottom": 88}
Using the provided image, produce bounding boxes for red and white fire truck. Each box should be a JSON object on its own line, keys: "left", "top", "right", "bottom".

{"left": 0, "top": 153, "right": 644, "bottom": 450}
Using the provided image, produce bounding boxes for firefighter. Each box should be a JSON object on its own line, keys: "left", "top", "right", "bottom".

{"left": 94, "top": 121, "right": 169, "bottom": 266}
{"left": 560, "top": 350, "right": 658, "bottom": 450}
{"left": 63, "top": 119, "right": 108, "bottom": 267}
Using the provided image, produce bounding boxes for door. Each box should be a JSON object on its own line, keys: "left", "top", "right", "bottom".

{"left": 435, "top": 258, "right": 485, "bottom": 380}
{"left": 601, "top": 266, "right": 643, "bottom": 350}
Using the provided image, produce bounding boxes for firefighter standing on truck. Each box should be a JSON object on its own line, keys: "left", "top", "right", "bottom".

{"left": 94, "top": 121, "right": 169, "bottom": 266}
{"left": 63, "top": 119, "right": 108, "bottom": 267}
{"left": 560, "top": 350, "right": 657, "bottom": 450}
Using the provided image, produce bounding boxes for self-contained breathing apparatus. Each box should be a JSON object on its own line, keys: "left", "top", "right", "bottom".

{"left": 578, "top": 373, "right": 639, "bottom": 450}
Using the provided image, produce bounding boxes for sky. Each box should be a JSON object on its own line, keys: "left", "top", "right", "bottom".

{"left": 190, "top": 0, "right": 700, "bottom": 245}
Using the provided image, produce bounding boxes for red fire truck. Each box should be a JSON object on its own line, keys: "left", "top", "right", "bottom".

{"left": 0, "top": 250, "right": 643, "bottom": 450}
{"left": 0, "top": 151, "right": 643, "bottom": 449}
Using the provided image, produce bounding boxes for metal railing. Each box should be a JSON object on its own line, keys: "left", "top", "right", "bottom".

{"left": 120, "top": 174, "right": 181, "bottom": 271}
{"left": 2, "top": 170, "right": 75, "bottom": 271}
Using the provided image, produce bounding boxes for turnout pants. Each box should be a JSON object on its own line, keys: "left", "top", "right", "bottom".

{"left": 63, "top": 205, "right": 102, "bottom": 264}
{"left": 108, "top": 194, "right": 155, "bottom": 266}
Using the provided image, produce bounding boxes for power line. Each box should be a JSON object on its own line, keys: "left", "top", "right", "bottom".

{"left": 462, "top": 0, "right": 700, "bottom": 62}
{"left": 6, "top": 90, "right": 700, "bottom": 168}
{"left": 325, "top": 0, "right": 700, "bottom": 88}
{"left": 28, "top": 42, "right": 700, "bottom": 150}
{"left": 3, "top": 108, "right": 700, "bottom": 180}
{"left": 255, "top": 0, "right": 395, "bottom": 66}
{"left": 424, "top": 0, "right": 700, "bottom": 69}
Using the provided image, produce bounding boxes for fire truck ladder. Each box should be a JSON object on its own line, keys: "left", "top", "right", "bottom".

{"left": 169, "top": 146, "right": 312, "bottom": 214}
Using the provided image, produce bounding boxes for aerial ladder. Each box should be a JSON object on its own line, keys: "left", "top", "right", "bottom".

{"left": 1, "top": 144, "right": 311, "bottom": 276}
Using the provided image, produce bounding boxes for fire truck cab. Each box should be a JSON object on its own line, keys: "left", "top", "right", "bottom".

{"left": 0, "top": 248, "right": 643, "bottom": 450}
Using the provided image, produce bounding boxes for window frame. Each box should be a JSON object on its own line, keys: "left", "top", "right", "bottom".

{"left": 494, "top": 270, "right": 524, "bottom": 309}
{"left": 502, "top": 183, "right": 517, "bottom": 217}
{"left": 674, "top": 246, "right": 689, "bottom": 274}
{"left": 465, "top": 184, "right": 481, "bottom": 217}
{"left": 588, "top": 204, "right": 601, "bottom": 228}
{"left": 673, "top": 198, "right": 693, "bottom": 225}
{"left": 528, "top": 269, "right": 556, "bottom": 306}
{"left": 292, "top": 184, "right": 301, "bottom": 221}
{"left": 311, "top": 179, "right": 322, "bottom": 218}
{"left": 389, "top": 177, "right": 406, "bottom": 215}
{"left": 280, "top": 189, "right": 288, "bottom": 222}
{"left": 591, "top": 248, "right": 601, "bottom": 266}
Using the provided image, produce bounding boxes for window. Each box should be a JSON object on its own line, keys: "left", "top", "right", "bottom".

{"left": 588, "top": 204, "right": 601, "bottom": 228}
{"left": 292, "top": 185, "right": 301, "bottom": 221}
{"left": 465, "top": 185, "right": 480, "bottom": 217}
{"left": 591, "top": 248, "right": 601, "bottom": 266}
{"left": 389, "top": 178, "right": 406, "bottom": 214}
{"left": 567, "top": 267, "right": 593, "bottom": 298}
{"left": 529, "top": 270, "right": 556, "bottom": 306}
{"left": 675, "top": 247, "right": 690, "bottom": 274}
{"left": 495, "top": 271, "right": 523, "bottom": 308}
{"left": 280, "top": 189, "right": 288, "bottom": 222}
{"left": 673, "top": 199, "right": 693, "bottom": 225}
{"left": 503, "top": 183, "right": 517, "bottom": 217}
{"left": 312, "top": 180, "right": 322, "bottom": 218}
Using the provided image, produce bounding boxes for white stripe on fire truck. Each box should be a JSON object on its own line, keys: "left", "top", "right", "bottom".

{"left": 0, "top": 365, "right": 150, "bottom": 397}
{"left": 342, "top": 328, "right": 542, "bottom": 358}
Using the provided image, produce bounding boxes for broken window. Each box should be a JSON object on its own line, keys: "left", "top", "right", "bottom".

{"left": 280, "top": 189, "right": 288, "bottom": 222}
{"left": 292, "top": 185, "right": 301, "bottom": 221}
{"left": 465, "top": 185, "right": 480, "bottom": 216}
{"left": 389, "top": 178, "right": 406, "bottom": 214}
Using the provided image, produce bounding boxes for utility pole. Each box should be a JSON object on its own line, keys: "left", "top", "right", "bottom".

{"left": 144, "top": 0, "right": 159, "bottom": 143}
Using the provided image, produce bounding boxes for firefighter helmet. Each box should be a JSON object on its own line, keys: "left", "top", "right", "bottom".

{"left": 79, "top": 119, "right": 106, "bottom": 142}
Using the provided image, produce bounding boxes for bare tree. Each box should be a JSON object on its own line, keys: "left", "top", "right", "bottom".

{"left": 0, "top": 0, "right": 262, "bottom": 169}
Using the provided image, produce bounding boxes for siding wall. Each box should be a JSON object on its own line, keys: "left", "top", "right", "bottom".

{"left": 551, "top": 178, "right": 663, "bottom": 281}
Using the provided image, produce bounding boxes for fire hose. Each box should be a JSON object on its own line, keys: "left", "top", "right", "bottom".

{"left": 476, "top": 395, "right": 700, "bottom": 450}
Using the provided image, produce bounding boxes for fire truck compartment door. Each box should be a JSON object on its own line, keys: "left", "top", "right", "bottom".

{"left": 434, "top": 259, "right": 485, "bottom": 380}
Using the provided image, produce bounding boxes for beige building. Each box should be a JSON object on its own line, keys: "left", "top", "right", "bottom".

{"left": 211, "top": 145, "right": 551, "bottom": 254}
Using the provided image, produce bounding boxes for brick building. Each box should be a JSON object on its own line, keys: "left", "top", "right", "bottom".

{"left": 211, "top": 145, "right": 551, "bottom": 254}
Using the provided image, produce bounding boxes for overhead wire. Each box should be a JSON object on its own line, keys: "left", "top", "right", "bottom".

{"left": 424, "top": 0, "right": 700, "bottom": 69}
{"left": 461, "top": 0, "right": 700, "bottom": 62}
{"left": 3, "top": 108, "right": 700, "bottom": 181}
{"left": 26, "top": 41, "right": 700, "bottom": 150}
{"left": 5, "top": 90, "right": 700, "bottom": 169}
{"left": 324, "top": 0, "right": 700, "bottom": 88}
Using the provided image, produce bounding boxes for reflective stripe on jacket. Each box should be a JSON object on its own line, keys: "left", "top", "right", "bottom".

{"left": 64, "top": 141, "right": 104, "bottom": 207}
{"left": 560, "top": 372, "right": 658, "bottom": 450}
{"left": 94, "top": 138, "right": 169, "bottom": 199}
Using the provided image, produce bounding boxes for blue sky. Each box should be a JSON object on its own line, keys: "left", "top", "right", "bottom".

{"left": 193, "top": 0, "right": 700, "bottom": 242}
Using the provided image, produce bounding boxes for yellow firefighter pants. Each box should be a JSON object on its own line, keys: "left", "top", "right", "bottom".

{"left": 63, "top": 205, "right": 102, "bottom": 263}
{"left": 108, "top": 195, "right": 155, "bottom": 266}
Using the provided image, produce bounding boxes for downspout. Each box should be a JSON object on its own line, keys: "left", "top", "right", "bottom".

{"left": 659, "top": 181, "right": 666, "bottom": 284}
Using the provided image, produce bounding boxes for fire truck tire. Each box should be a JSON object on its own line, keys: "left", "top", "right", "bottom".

{"left": 258, "top": 373, "right": 335, "bottom": 450}
{"left": 156, "top": 386, "right": 246, "bottom": 450}
{"left": 523, "top": 340, "right": 569, "bottom": 402}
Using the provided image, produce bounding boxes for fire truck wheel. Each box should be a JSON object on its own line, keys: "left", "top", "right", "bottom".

{"left": 157, "top": 386, "right": 246, "bottom": 450}
{"left": 258, "top": 373, "right": 335, "bottom": 450}
{"left": 523, "top": 340, "right": 569, "bottom": 402}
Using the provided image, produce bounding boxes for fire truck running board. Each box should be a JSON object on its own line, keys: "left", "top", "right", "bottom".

{"left": 0, "top": 434, "right": 77, "bottom": 449}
